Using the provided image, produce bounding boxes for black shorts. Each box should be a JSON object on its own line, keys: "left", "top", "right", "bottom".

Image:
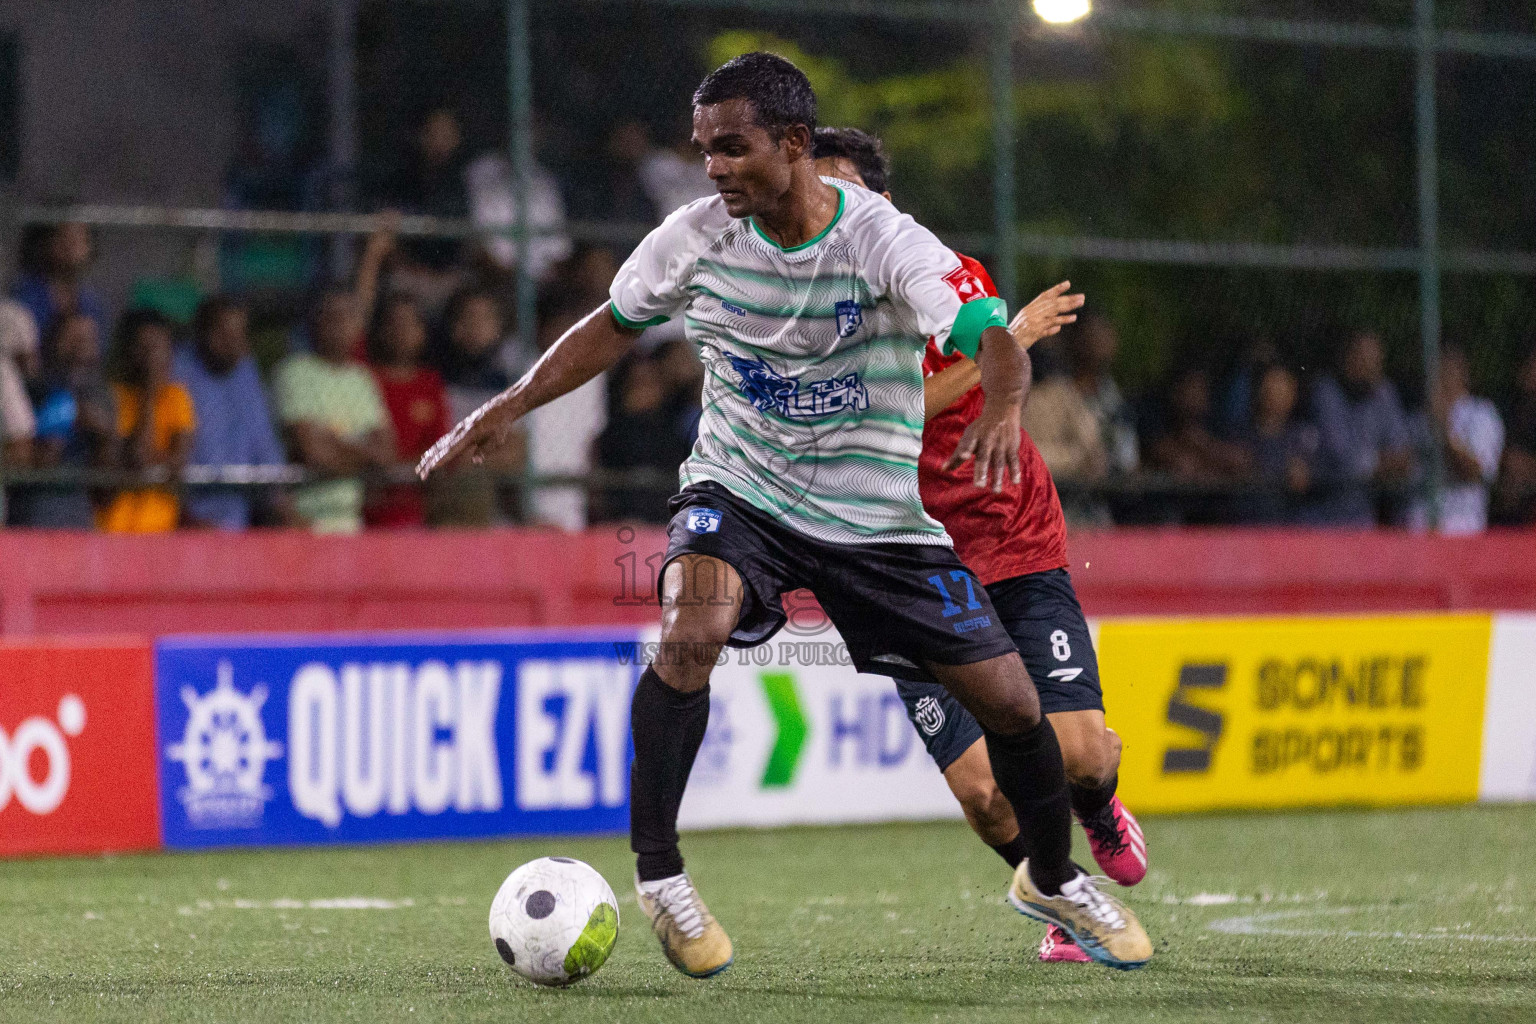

{"left": 662, "top": 481, "right": 1017, "bottom": 681}
{"left": 895, "top": 568, "right": 1103, "bottom": 771}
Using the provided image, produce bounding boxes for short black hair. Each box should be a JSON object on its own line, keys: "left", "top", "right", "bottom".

{"left": 192, "top": 294, "right": 246, "bottom": 339}
{"left": 812, "top": 127, "right": 889, "bottom": 194}
{"left": 111, "top": 307, "right": 176, "bottom": 382}
{"left": 693, "top": 52, "right": 816, "bottom": 141}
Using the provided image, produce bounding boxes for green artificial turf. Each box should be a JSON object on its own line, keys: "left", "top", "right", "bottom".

{"left": 1, "top": 805, "right": 1532, "bottom": 1023}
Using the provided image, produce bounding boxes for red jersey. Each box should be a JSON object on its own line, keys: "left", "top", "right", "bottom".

{"left": 919, "top": 253, "right": 1069, "bottom": 585}
{"left": 367, "top": 365, "right": 450, "bottom": 528}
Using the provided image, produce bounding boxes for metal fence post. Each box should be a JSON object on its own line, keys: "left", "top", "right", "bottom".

{"left": 1416, "top": 0, "right": 1444, "bottom": 529}
{"left": 510, "top": 0, "right": 537, "bottom": 357}
{"left": 328, "top": 0, "right": 359, "bottom": 281}
{"left": 989, "top": 0, "right": 1018, "bottom": 309}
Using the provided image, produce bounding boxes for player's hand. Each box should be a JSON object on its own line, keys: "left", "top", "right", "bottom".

{"left": 944, "top": 403, "right": 1022, "bottom": 493}
{"left": 1009, "top": 281, "right": 1084, "bottom": 350}
{"left": 416, "top": 402, "right": 514, "bottom": 480}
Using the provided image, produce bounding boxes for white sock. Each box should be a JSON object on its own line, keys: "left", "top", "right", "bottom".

{"left": 637, "top": 872, "right": 689, "bottom": 895}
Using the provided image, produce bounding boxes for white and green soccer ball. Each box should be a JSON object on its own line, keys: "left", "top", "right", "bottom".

{"left": 489, "top": 857, "right": 620, "bottom": 987}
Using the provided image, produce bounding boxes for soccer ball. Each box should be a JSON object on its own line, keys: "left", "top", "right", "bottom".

{"left": 488, "top": 857, "right": 620, "bottom": 987}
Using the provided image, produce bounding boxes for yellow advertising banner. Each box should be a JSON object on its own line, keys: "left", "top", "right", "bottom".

{"left": 1098, "top": 614, "right": 1493, "bottom": 813}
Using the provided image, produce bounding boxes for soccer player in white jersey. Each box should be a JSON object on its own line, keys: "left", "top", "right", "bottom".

{"left": 419, "top": 52, "right": 1152, "bottom": 974}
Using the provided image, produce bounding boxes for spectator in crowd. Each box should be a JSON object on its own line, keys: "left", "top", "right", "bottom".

{"left": 11, "top": 222, "right": 110, "bottom": 347}
{"left": 654, "top": 337, "right": 705, "bottom": 450}
{"left": 0, "top": 300, "right": 39, "bottom": 473}
{"left": 174, "top": 296, "right": 294, "bottom": 530}
{"left": 1311, "top": 329, "right": 1415, "bottom": 526}
{"left": 366, "top": 293, "right": 448, "bottom": 528}
{"left": 1493, "top": 345, "right": 1536, "bottom": 525}
{"left": 428, "top": 287, "right": 527, "bottom": 527}
{"left": 1071, "top": 314, "right": 1140, "bottom": 476}
{"left": 1146, "top": 365, "right": 1252, "bottom": 480}
{"left": 1215, "top": 334, "right": 1281, "bottom": 438}
{"left": 465, "top": 128, "right": 573, "bottom": 282}
{"left": 520, "top": 251, "right": 613, "bottom": 531}
{"left": 570, "top": 120, "right": 658, "bottom": 225}
{"left": 11, "top": 310, "right": 116, "bottom": 529}
{"left": 1409, "top": 346, "right": 1504, "bottom": 535}
{"left": 347, "top": 217, "right": 398, "bottom": 360}
{"left": 98, "top": 310, "right": 196, "bottom": 534}
{"left": 594, "top": 353, "right": 694, "bottom": 523}
{"left": 438, "top": 287, "right": 520, "bottom": 422}
{"left": 1144, "top": 365, "right": 1252, "bottom": 524}
{"left": 221, "top": 79, "right": 326, "bottom": 293}
{"left": 1022, "top": 341, "right": 1109, "bottom": 527}
{"left": 1236, "top": 363, "right": 1320, "bottom": 524}
{"left": 275, "top": 291, "right": 393, "bottom": 533}
{"left": 637, "top": 124, "right": 715, "bottom": 220}
{"left": 374, "top": 107, "right": 471, "bottom": 310}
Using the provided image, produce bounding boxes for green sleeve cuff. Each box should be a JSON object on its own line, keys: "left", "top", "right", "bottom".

{"left": 609, "top": 302, "right": 670, "bottom": 331}
{"left": 946, "top": 297, "right": 1008, "bottom": 359}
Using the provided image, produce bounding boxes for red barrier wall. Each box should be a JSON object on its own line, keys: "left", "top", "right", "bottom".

{"left": 2, "top": 528, "right": 1533, "bottom": 637}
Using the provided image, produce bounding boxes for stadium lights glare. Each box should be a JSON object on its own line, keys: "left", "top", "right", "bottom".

{"left": 1033, "top": 0, "right": 1092, "bottom": 24}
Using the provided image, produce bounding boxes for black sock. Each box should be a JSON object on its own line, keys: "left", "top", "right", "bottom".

{"left": 989, "top": 835, "right": 1029, "bottom": 870}
{"left": 1070, "top": 772, "right": 1118, "bottom": 822}
{"left": 983, "top": 717, "right": 1076, "bottom": 896}
{"left": 629, "top": 666, "right": 711, "bottom": 882}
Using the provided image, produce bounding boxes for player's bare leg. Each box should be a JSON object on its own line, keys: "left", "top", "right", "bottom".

{"left": 630, "top": 553, "right": 740, "bottom": 978}
{"left": 1051, "top": 712, "right": 1146, "bottom": 885}
{"left": 924, "top": 654, "right": 1151, "bottom": 969}
{"left": 941, "top": 741, "right": 1019, "bottom": 849}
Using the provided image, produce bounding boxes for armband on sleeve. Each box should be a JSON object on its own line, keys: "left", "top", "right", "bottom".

{"left": 945, "top": 297, "right": 1008, "bottom": 359}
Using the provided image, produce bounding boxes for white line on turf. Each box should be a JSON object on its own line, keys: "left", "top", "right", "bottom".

{"left": 1157, "top": 891, "right": 1328, "bottom": 906}
{"left": 1207, "top": 906, "right": 1536, "bottom": 943}
{"left": 176, "top": 897, "right": 417, "bottom": 915}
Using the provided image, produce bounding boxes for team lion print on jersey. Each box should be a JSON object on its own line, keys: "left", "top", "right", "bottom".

{"left": 725, "top": 352, "right": 870, "bottom": 419}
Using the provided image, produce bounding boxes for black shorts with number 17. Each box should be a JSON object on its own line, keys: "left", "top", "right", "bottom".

{"left": 895, "top": 568, "right": 1104, "bottom": 771}
{"left": 662, "top": 481, "right": 1018, "bottom": 681}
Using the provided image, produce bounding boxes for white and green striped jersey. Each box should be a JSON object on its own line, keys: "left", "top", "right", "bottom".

{"left": 609, "top": 178, "right": 1007, "bottom": 546}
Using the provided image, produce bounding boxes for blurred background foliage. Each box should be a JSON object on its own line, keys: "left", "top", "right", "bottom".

{"left": 360, "top": 0, "right": 1536, "bottom": 397}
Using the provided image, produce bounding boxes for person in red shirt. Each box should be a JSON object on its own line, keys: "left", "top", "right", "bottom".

{"left": 367, "top": 292, "right": 449, "bottom": 527}
{"left": 815, "top": 128, "right": 1146, "bottom": 964}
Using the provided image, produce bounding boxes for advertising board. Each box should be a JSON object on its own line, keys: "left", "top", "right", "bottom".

{"left": 0, "top": 640, "right": 161, "bottom": 857}
{"left": 155, "top": 631, "right": 639, "bottom": 849}
{"left": 1097, "top": 614, "right": 1493, "bottom": 813}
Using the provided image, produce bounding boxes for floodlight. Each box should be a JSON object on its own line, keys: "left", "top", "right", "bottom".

{"left": 1033, "top": 0, "right": 1091, "bottom": 25}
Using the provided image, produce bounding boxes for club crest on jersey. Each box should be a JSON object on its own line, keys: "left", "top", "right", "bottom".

{"left": 685, "top": 508, "right": 722, "bottom": 534}
{"left": 726, "top": 352, "right": 869, "bottom": 420}
{"left": 835, "top": 299, "right": 863, "bottom": 340}
{"left": 913, "top": 695, "right": 946, "bottom": 737}
{"left": 943, "top": 264, "right": 987, "bottom": 303}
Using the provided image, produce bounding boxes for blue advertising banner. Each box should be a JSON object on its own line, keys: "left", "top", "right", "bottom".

{"left": 154, "top": 630, "right": 640, "bottom": 849}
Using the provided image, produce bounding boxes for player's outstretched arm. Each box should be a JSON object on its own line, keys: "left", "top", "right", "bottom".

{"left": 943, "top": 324, "right": 1029, "bottom": 492}
{"left": 417, "top": 303, "right": 641, "bottom": 479}
{"left": 921, "top": 282, "right": 1083, "bottom": 423}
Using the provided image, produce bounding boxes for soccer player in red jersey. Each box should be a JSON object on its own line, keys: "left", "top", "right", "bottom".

{"left": 815, "top": 128, "right": 1149, "bottom": 964}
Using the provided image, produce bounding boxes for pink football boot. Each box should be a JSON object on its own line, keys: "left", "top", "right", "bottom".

{"left": 1078, "top": 795, "right": 1147, "bottom": 887}
{"left": 1038, "top": 924, "right": 1092, "bottom": 963}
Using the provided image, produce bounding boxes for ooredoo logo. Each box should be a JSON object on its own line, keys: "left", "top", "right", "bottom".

{"left": 0, "top": 642, "right": 161, "bottom": 857}
{"left": 0, "top": 694, "right": 87, "bottom": 816}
